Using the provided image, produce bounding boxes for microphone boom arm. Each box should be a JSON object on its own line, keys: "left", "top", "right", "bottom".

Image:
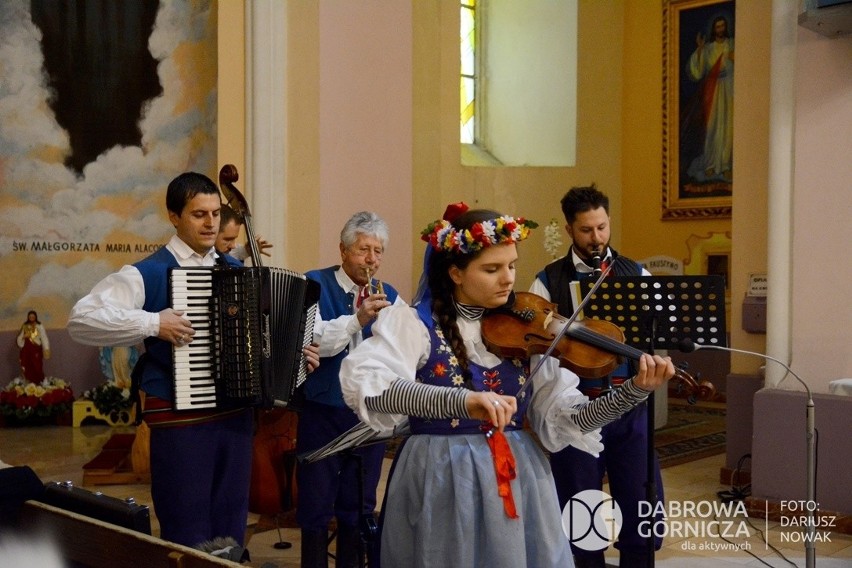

{"left": 681, "top": 340, "right": 816, "bottom": 568}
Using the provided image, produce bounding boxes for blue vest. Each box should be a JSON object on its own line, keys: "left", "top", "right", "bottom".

{"left": 133, "top": 247, "right": 242, "bottom": 401}
{"left": 303, "top": 266, "right": 399, "bottom": 407}
{"left": 409, "top": 323, "right": 529, "bottom": 435}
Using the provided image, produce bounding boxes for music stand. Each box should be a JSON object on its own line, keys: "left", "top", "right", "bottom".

{"left": 298, "top": 422, "right": 403, "bottom": 465}
{"left": 579, "top": 275, "right": 727, "bottom": 566}
{"left": 298, "top": 422, "right": 408, "bottom": 568}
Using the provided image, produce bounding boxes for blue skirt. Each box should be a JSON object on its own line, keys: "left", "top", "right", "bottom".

{"left": 380, "top": 430, "right": 573, "bottom": 567}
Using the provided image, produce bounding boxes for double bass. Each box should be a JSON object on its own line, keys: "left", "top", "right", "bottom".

{"left": 218, "top": 165, "right": 300, "bottom": 518}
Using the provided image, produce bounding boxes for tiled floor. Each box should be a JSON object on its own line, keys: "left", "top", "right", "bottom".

{"left": 1, "top": 422, "right": 850, "bottom": 567}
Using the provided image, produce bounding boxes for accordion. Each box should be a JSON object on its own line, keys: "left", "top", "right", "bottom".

{"left": 169, "top": 266, "right": 320, "bottom": 411}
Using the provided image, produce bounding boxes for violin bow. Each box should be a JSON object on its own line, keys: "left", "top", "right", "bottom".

{"left": 515, "top": 262, "right": 614, "bottom": 399}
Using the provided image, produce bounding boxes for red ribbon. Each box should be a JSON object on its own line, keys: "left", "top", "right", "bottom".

{"left": 486, "top": 429, "right": 519, "bottom": 519}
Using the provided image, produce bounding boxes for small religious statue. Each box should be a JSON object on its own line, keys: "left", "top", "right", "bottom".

{"left": 16, "top": 310, "right": 50, "bottom": 383}
{"left": 98, "top": 345, "right": 139, "bottom": 391}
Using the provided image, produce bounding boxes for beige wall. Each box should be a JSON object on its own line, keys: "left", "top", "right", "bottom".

{"left": 316, "top": 1, "right": 414, "bottom": 293}
{"left": 791, "top": 28, "right": 852, "bottom": 389}
{"left": 622, "top": 1, "right": 770, "bottom": 375}
{"left": 217, "top": 0, "right": 246, "bottom": 177}
{"left": 412, "top": 0, "right": 628, "bottom": 296}
{"left": 411, "top": 0, "right": 768, "bottom": 378}
{"left": 218, "top": 1, "right": 808, "bottom": 382}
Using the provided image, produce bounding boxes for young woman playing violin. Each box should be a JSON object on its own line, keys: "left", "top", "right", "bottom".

{"left": 339, "top": 203, "right": 675, "bottom": 567}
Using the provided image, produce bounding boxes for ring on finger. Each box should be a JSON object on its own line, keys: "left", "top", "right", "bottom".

{"left": 491, "top": 400, "right": 501, "bottom": 408}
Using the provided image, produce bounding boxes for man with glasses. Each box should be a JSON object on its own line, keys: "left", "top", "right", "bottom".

{"left": 296, "top": 211, "right": 403, "bottom": 568}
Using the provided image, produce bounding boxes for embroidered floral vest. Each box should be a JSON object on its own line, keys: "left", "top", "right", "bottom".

{"left": 409, "top": 323, "right": 532, "bottom": 435}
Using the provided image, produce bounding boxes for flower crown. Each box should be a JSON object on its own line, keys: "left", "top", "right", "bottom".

{"left": 420, "top": 202, "right": 538, "bottom": 255}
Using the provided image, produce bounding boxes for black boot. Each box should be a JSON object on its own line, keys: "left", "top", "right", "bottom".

{"left": 335, "top": 523, "right": 361, "bottom": 568}
{"left": 573, "top": 552, "right": 607, "bottom": 568}
{"left": 300, "top": 529, "right": 328, "bottom": 568}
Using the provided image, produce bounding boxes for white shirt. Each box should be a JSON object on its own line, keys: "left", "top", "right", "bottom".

{"left": 339, "top": 303, "right": 604, "bottom": 455}
{"left": 312, "top": 267, "right": 407, "bottom": 358}
{"left": 529, "top": 246, "right": 651, "bottom": 302}
{"left": 67, "top": 235, "right": 221, "bottom": 347}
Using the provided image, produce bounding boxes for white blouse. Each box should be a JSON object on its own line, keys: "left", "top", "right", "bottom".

{"left": 67, "top": 235, "right": 220, "bottom": 347}
{"left": 339, "top": 303, "right": 607, "bottom": 456}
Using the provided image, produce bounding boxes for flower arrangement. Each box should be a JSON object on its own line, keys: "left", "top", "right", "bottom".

{"left": 0, "top": 376, "right": 75, "bottom": 422}
{"left": 543, "top": 218, "right": 564, "bottom": 259}
{"left": 78, "top": 346, "right": 137, "bottom": 424}
{"left": 82, "top": 382, "right": 133, "bottom": 421}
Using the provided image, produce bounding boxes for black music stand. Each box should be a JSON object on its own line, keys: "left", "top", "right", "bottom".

{"left": 579, "top": 275, "right": 727, "bottom": 566}
{"left": 298, "top": 422, "right": 406, "bottom": 568}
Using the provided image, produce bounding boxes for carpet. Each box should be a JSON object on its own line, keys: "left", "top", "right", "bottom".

{"left": 654, "top": 400, "right": 726, "bottom": 469}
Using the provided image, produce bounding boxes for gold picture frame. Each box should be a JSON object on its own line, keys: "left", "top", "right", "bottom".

{"left": 684, "top": 231, "right": 732, "bottom": 331}
{"left": 662, "top": 0, "right": 735, "bottom": 220}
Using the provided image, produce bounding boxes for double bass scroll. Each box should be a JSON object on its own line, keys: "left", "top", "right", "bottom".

{"left": 219, "top": 164, "right": 263, "bottom": 266}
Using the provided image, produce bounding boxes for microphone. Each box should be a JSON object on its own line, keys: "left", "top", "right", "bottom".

{"left": 591, "top": 249, "right": 602, "bottom": 277}
{"left": 677, "top": 338, "right": 817, "bottom": 568}
{"left": 676, "top": 339, "right": 810, "bottom": 395}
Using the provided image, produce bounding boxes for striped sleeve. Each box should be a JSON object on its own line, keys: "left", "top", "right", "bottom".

{"left": 569, "top": 379, "right": 650, "bottom": 433}
{"left": 365, "top": 379, "right": 470, "bottom": 419}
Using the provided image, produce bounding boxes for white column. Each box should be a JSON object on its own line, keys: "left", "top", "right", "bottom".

{"left": 765, "top": 0, "right": 797, "bottom": 388}
{"left": 247, "top": 0, "right": 288, "bottom": 267}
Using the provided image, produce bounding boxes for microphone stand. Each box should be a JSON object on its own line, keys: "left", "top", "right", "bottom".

{"left": 687, "top": 344, "right": 816, "bottom": 568}
{"left": 644, "top": 317, "right": 660, "bottom": 567}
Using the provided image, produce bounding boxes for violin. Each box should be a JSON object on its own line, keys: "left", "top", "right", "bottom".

{"left": 481, "top": 292, "right": 715, "bottom": 403}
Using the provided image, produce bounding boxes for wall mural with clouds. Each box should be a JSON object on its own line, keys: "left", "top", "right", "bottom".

{"left": 0, "top": 0, "right": 217, "bottom": 331}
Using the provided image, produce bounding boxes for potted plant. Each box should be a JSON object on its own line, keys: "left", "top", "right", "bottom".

{"left": 81, "top": 381, "right": 134, "bottom": 424}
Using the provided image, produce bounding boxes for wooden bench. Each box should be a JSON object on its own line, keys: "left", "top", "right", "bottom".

{"left": 17, "top": 501, "right": 241, "bottom": 568}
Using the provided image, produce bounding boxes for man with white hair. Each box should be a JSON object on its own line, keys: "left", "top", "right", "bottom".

{"left": 296, "top": 211, "right": 404, "bottom": 568}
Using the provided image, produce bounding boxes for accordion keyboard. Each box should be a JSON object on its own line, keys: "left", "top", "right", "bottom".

{"left": 170, "top": 268, "right": 218, "bottom": 409}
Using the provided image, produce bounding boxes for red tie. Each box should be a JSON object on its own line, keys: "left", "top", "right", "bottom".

{"left": 600, "top": 259, "right": 610, "bottom": 275}
{"left": 356, "top": 286, "right": 369, "bottom": 307}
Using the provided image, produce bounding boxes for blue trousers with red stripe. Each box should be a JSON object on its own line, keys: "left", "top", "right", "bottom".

{"left": 149, "top": 409, "right": 254, "bottom": 548}
{"left": 550, "top": 402, "right": 664, "bottom": 557}
{"left": 296, "top": 400, "right": 386, "bottom": 530}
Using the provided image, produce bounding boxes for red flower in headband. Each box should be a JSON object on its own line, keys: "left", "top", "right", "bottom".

{"left": 442, "top": 202, "right": 469, "bottom": 223}
{"left": 469, "top": 222, "right": 487, "bottom": 244}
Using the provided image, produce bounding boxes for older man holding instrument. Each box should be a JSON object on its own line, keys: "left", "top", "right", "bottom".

{"left": 296, "top": 211, "right": 404, "bottom": 568}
